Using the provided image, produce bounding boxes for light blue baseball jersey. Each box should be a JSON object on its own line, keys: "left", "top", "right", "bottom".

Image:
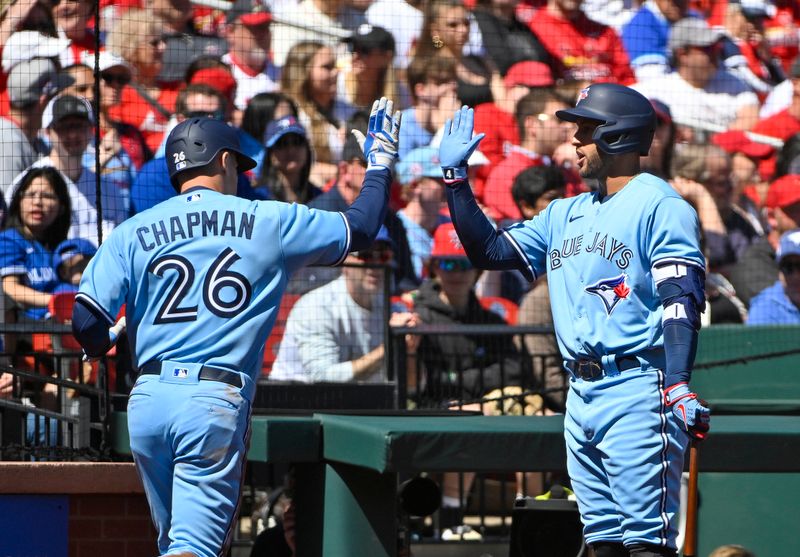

{"left": 504, "top": 173, "right": 704, "bottom": 362}
{"left": 77, "top": 187, "right": 349, "bottom": 398}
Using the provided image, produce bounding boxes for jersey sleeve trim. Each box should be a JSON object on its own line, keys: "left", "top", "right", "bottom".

{"left": 500, "top": 229, "right": 537, "bottom": 282}
{"left": 0, "top": 265, "right": 26, "bottom": 277}
{"left": 75, "top": 292, "right": 115, "bottom": 326}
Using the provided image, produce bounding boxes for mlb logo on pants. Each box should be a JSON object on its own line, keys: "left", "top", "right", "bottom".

{"left": 173, "top": 367, "right": 189, "bottom": 379}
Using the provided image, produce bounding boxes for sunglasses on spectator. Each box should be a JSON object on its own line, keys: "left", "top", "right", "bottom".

{"left": 186, "top": 110, "right": 225, "bottom": 121}
{"left": 354, "top": 248, "right": 393, "bottom": 264}
{"left": 437, "top": 258, "right": 473, "bottom": 272}
{"left": 101, "top": 72, "right": 131, "bottom": 87}
{"left": 780, "top": 261, "right": 800, "bottom": 275}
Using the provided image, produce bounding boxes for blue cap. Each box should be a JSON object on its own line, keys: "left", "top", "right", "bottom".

{"left": 777, "top": 229, "right": 800, "bottom": 263}
{"left": 395, "top": 146, "right": 442, "bottom": 185}
{"left": 53, "top": 238, "right": 97, "bottom": 270}
{"left": 264, "top": 116, "right": 307, "bottom": 149}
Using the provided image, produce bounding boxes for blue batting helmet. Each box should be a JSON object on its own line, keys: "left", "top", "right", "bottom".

{"left": 555, "top": 83, "right": 656, "bottom": 156}
{"left": 165, "top": 117, "right": 257, "bottom": 191}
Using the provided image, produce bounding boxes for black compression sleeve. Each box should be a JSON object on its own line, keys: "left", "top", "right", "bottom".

{"left": 344, "top": 168, "right": 391, "bottom": 252}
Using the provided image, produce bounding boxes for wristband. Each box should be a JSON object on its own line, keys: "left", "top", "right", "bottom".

{"left": 442, "top": 166, "right": 468, "bottom": 185}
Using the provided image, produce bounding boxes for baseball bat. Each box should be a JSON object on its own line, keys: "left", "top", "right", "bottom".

{"left": 684, "top": 441, "right": 699, "bottom": 557}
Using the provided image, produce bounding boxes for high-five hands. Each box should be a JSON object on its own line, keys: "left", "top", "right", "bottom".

{"left": 438, "top": 105, "right": 485, "bottom": 185}
{"left": 352, "top": 97, "right": 401, "bottom": 172}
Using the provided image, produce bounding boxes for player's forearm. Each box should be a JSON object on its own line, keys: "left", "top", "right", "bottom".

{"left": 72, "top": 297, "right": 115, "bottom": 358}
{"left": 351, "top": 345, "right": 385, "bottom": 380}
{"left": 344, "top": 168, "right": 391, "bottom": 252}
{"left": 445, "top": 181, "right": 526, "bottom": 272}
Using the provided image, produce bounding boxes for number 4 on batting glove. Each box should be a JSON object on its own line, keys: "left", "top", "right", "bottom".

{"left": 351, "top": 97, "right": 401, "bottom": 172}
{"left": 664, "top": 382, "right": 710, "bottom": 440}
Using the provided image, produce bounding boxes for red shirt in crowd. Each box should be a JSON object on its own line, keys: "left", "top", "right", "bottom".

{"left": 473, "top": 102, "right": 520, "bottom": 199}
{"left": 482, "top": 148, "right": 546, "bottom": 222}
{"left": 108, "top": 85, "right": 179, "bottom": 154}
{"left": 523, "top": 7, "right": 635, "bottom": 85}
{"left": 752, "top": 109, "right": 800, "bottom": 142}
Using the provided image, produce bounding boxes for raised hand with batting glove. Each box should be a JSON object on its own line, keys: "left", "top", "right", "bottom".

{"left": 352, "top": 97, "right": 401, "bottom": 172}
{"left": 439, "top": 105, "right": 485, "bottom": 185}
{"left": 664, "top": 382, "right": 710, "bottom": 440}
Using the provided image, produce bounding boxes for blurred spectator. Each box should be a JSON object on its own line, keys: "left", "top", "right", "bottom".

{"left": 410, "top": 222, "right": 522, "bottom": 405}
{"left": 106, "top": 9, "right": 177, "bottom": 154}
{"left": 258, "top": 116, "right": 321, "bottom": 203}
{"left": 762, "top": 0, "right": 800, "bottom": 74}
{"left": 0, "top": 0, "right": 56, "bottom": 46}
{"left": 0, "top": 58, "right": 71, "bottom": 196}
{"left": 513, "top": 165, "right": 566, "bottom": 411}
{"left": 85, "top": 51, "right": 152, "bottom": 173}
{"left": 747, "top": 228, "right": 800, "bottom": 324}
{"left": 621, "top": 0, "right": 689, "bottom": 81}
{"left": 340, "top": 0, "right": 370, "bottom": 30}
{"left": 270, "top": 227, "right": 418, "bottom": 382}
{"left": 395, "top": 147, "right": 451, "bottom": 281}
{"left": 482, "top": 89, "right": 570, "bottom": 222}
{"left": 712, "top": 129, "right": 773, "bottom": 219}
{"left": 54, "top": 0, "right": 96, "bottom": 67}
{"left": 223, "top": 0, "right": 279, "bottom": 111}
{"left": 366, "top": 0, "right": 423, "bottom": 70}
{"left": 581, "top": 0, "right": 639, "bottom": 30}
{"left": 131, "top": 84, "right": 267, "bottom": 213}
{"left": 240, "top": 91, "right": 298, "bottom": 178}
{"left": 281, "top": 41, "right": 355, "bottom": 185}
{"left": 472, "top": 0, "right": 552, "bottom": 75}
{"left": 7, "top": 94, "right": 128, "bottom": 246}
{"left": 720, "top": 0, "right": 785, "bottom": 99}
{"left": 708, "top": 544, "right": 757, "bottom": 557}
{"left": 774, "top": 132, "right": 800, "bottom": 178}
{"left": 339, "top": 24, "right": 399, "bottom": 113}
{"left": 526, "top": 0, "right": 635, "bottom": 84}
{"left": 0, "top": 29, "right": 68, "bottom": 115}
{"left": 52, "top": 238, "right": 96, "bottom": 294}
{"left": 151, "top": 0, "right": 225, "bottom": 85}
{"left": 730, "top": 174, "right": 800, "bottom": 305}
{"left": 399, "top": 53, "right": 459, "bottom": 159}
{"left": 309, "top": 130, "right": 418, "bottom": 293}
{"left": 415, "top": 0, "right": 501, "bottom": 107}
{"left": 0, "top": 166, "right": 71, "bottom": 321}
{"left": 270, "top": 0, "right": 348, "bottom": 68}
{"left": 641, "top": 99, "right": 676, "bottom": 180}
{"left": 60, "top": 63, "right": 94, "bottom": 102}
{"left": 752, "top": 56, "right": 800, "bottom": 142}
{"left": 671, "top": 144, "right": 760, "bottom": 270}
{"left": 634, "top": 17, "right": 760, "bottom": 138}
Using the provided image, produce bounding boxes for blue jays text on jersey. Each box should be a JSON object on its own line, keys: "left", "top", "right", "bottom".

{"left": 549, "top": 231, "right": 634, "bottom": 271}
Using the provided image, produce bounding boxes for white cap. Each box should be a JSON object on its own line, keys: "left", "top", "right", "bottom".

{"left": 82, "top": 50, "right": 132, "bottom": 74}
{"left": 2, "top": 31, "right": 70, "bottom": 73}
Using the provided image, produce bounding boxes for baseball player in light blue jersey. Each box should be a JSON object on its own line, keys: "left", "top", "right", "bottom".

{"left": 71, "top": 98, "right": 402, "bottom": 557}
{"left": 438, "top": 84, "right": 710, "bottom": 557}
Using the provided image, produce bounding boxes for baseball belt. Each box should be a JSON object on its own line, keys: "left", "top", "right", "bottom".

{"left": 564, "top": 356, "right": 640, "bottom": 381}
{"left": 139, "top": 361, "right": 243, "bottom": 389}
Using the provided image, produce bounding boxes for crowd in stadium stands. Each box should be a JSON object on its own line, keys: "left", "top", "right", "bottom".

{"left": 1, "top": 0, "right": 800, "bottom": 405}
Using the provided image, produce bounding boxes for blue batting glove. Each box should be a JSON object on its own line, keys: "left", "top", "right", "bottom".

{"left": 664, "top": 382, "right": 710, "bottom": 440}
{"left": 438, "top": 105, "right": 485, "bottom": 185}
{"left": 351, "top": 97, "right": 401, "bottom": 172}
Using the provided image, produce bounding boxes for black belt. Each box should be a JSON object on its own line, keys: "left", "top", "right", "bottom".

{"left": 139, "top": 361, "right": 243, "bottom": 389}
{"left": 564, "top": 356, "right": 640, "bottom": 381}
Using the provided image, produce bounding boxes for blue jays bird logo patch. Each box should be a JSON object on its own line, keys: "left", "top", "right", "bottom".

{"left": 585, "top": 274, "right": 631, "bottom": 315}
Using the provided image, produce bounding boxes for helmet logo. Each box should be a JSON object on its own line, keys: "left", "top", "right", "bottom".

{"left": 577, "top": 87, "right": 589, "bottom": 105}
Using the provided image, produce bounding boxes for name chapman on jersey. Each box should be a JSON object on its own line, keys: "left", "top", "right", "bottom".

{"left": 549, "top": 232, "right": 633, "bottom": 270}
{"left": 136, "top": 210, "right": 255, "bottom": 251}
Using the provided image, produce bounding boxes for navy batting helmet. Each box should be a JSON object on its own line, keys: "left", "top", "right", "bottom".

{"left": 165, "top": 117, "right": 257, "bottom": 191}
{"left": 556, "top": 83, "right": 656, "bottom": 156}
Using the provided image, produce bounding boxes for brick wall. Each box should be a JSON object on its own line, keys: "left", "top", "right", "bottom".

{"left": 0, "top": 462, "right": 158, "bottom": 557}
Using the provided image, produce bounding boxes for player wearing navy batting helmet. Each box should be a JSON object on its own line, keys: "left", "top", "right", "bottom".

{"left": 439, "top": 83, "right": 709, "bottom": 557}
{"left": 71, "top": 99, "right": 402, "bottom": 557}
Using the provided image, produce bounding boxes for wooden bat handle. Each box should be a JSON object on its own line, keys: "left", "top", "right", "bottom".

{"left": 684, "top": 441, "right": 699, "bottom": 557}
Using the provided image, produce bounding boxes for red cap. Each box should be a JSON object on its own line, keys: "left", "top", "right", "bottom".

{"left": 431, "top": 223, "right": 467, "bottom": 258}
{"left": 503, "top": 61, "right": 554, "bottom": 89}
{"left": 240, "top": 11, "right": 272, "bottom": 25}
{"left": 765, "top": 174, "right": 800, "bottom": 209}
{"left": 712, "top": 130, "right": 773, "bottom": 159}
{"left": 190, "top": 68, "right": 237, "bottom": 107}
